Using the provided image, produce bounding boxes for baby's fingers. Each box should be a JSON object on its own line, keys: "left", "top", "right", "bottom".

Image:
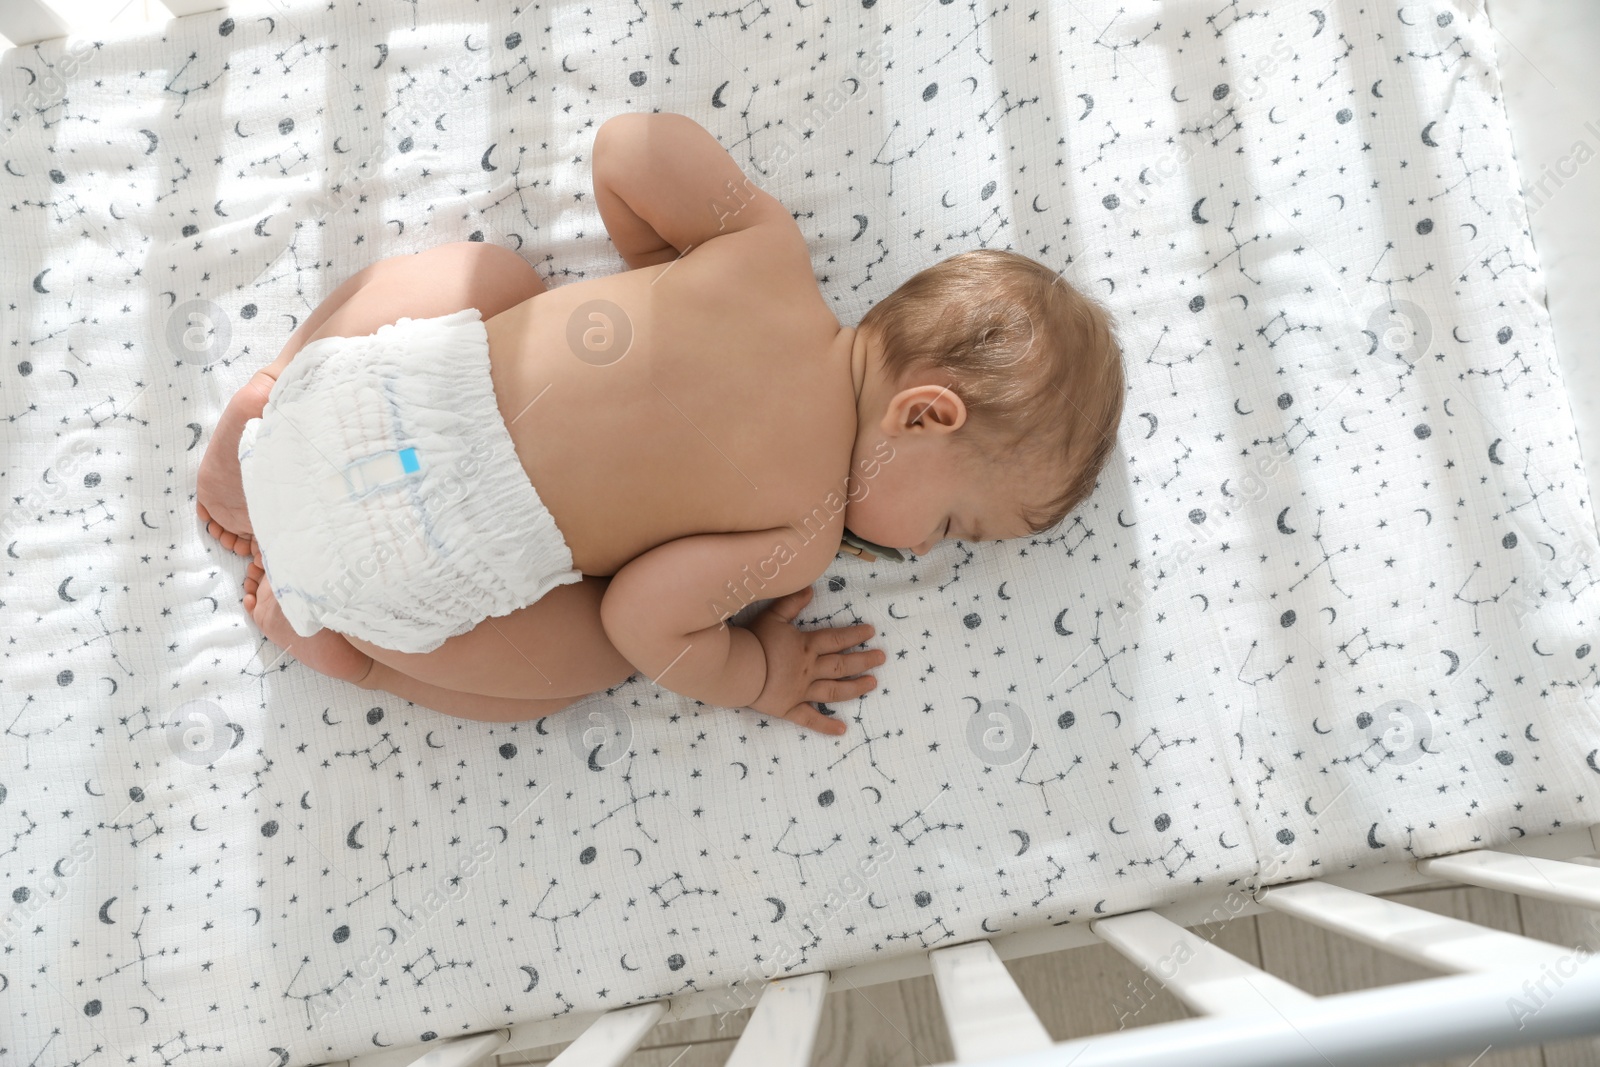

{"left": 786, "top": 701, "right": 847, "bottom": 736}
{"left": 810, "top": 621, "right": 877, "bottom": 655}
{"left": 824, "top": 647, "right": 885, "bottom": 679}
{"left": 807, "top": 673, "right": 878, "bottom": 704}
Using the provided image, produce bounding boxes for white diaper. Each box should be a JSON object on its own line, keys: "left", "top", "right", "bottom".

{"left": 237, "top": 306, "right": 583, "bottom": 654}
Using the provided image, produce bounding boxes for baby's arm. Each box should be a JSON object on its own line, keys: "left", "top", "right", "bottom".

{"left": 599, "top": 527, "right": 881, "bottom": 734}
{"left": 592, "top": 112, "right": 795, "bottom": 271}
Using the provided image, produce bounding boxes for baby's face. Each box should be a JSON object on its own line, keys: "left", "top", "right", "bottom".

{"left": 843, "top": 430, "right": 1042, "bottom": 556}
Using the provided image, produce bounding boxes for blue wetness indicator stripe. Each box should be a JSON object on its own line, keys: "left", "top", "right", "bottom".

{"left": 346, "top": 448, "right": 422, "bottom": 494}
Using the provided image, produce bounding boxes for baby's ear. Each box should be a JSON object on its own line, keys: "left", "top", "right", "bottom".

{"left": 895, "top": 383, "right": 967, "bottom": 432}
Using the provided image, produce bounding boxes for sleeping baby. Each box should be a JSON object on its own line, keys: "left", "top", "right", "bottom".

{"left": 194, "top": 112, "right": 1125, "bottom": 736}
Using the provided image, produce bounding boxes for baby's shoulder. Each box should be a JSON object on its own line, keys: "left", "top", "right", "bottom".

{"left": 690, "top": 210, "right": 816, "bottom": 291}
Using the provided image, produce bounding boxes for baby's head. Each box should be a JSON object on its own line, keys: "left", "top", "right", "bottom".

{"left": 843, "top": 249, "right": 1124, "bottom": 555}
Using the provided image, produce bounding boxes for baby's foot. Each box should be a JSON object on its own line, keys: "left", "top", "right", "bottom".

{"left": 197, "top": 369, "right": 277, "bottom": 557}
{"left": 245, "top": 550, "right": 374, "bottom": 686}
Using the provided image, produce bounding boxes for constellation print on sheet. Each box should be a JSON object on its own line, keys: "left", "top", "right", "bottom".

{"left": 400, "top": 947, "right": 472, "bottom": 987}
{"left": 602, "top": 0, "right": 650, "bottom": 44}
{"left": 284, "top": 955, "right": 359, "bottom": 1029}
{"left": 586, "top": 753, "right": 669, "bottom": 844}
{"left": 331, "top": 730, "right": 403, "bottom": 772}
{"left": 881, "top": 912, "right": 958, "bottom": 950}
{"left": 1286, "top": 508, "right": 1355, "bottom": 598}
{"left": 527, "top": 877, "right": 603, "bottom": 953}
{"left": 1365, "top": 240, "right": 1437, "bottom": 306}
{"left": 1050, "top": 609, "right": 1136, "bottom": 701}
{"left": 1012, "top": 743, "right": 1085, "bottom": 816}
{"left": 1158, "top": 435, "right": 1195, "bottom": 490}
{"left": 1312, "top": 32, "right": 1355, "bottom": 91}
{"left": 772, "top": 815, "right": 845, "bottom": 886}
{"left": 649, "top": 871, "right": 720, "bottom": 909}
{"left": 920, "top": 0, "right": 1002, "bottom": 69}
{"left": 888, "top": 784, "right": 965, "bottom": 849}
{"left": 4, "top": 0, "right": 1599, "bottom": 1054}
{"left": 1236, "top": 637, "right": 1293, "bottom": 686}
{"left": 94, "top": 904, "right": 176, "bottom": 1003}
{"left": 1426, "top": 124, "right": 1500, "bottom": 216}
{"left": 1038, "top": 515, "right": 1096, "bottom": 557}
{"left": 1453, "top": 561, "right": 1514, "bottom": 636}
{"left": 1256, "top": 309, "right": 1322, "bottom": 351}
{"left": 1249, "top": 753, "right": 1276, "bottom": 803}
{"left": 1089, "top": 7, "right": 1160, "bottom": 80}
{"left": 1204, "top": 0, "right": 1269, "bottom": 39}
{"left": 5, "top": 692, "right": 73, "bottom": 770}
{"left": 1179, "top": 99, "right": 1242, "bottom": 149}
{"left": 1113, "top": 836, "right": 1197, "bottom": 880}
{"left": 976, "top": 87, "right": 1042, "bottom": 135}
{"left": 870, "top": 120, "right": 939, "bottom": 198}
{"left": 1336, "top": 626, "right": 1406, "bottom": 666}
{"left": 1073, "top": 119, "right": 1125, "bottom": 172}
{"left": 1461, "top": 336, "right": 1534, "bottom": 390}
{"left": 1131, "top": 726, "right": 1199, "bottom": 768}
{"left": 1407, "top": 31, "right": 1473, "bottom": 75}
{"left": 1144, "top": 324, "right": 1210, "bottom": 396}
{"left": 0, "top": 805, "right": 38, "bottom": 864}
{"left": 1479, "top": 244, "right": 1534, "bottom": 284}
{"left": 1197, "top": 201, "right": 1267, "bottom": 289}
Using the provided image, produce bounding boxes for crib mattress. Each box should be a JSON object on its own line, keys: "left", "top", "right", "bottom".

{"left": 3, "top": 0, "right": 1598, "bottom": 1061}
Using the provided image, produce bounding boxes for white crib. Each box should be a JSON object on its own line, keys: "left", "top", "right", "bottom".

{"left": 300, "top": 824, "right": 1600, "bottom": 1067}
{"left": 8, "top": 1, "right": 1600, "bottom": 1065}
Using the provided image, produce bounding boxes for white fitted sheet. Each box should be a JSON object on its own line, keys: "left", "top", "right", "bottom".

{"left": 1, "top": 0, "right": 1597, "bottom": 1062}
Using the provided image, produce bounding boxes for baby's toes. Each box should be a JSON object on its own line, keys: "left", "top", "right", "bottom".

{"left": 221, "top": 528, "right": 253, "bottom": 557}
{"left": 248, "top": 570, "right": 285, "bottom": 639}
{"left": 243, "top": 560, "right": 263, "bottom": 607}
{"left": 198, "top": 502, "right": 254, "bottom": 557}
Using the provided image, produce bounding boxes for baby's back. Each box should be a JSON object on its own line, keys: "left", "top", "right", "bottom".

{"left": 483, "top": 227, "right": 854, "bottom": 576}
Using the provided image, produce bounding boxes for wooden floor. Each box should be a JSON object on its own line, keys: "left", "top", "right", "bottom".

{"left": 498, "top": 884, "right": 1600, "bottom": 1067}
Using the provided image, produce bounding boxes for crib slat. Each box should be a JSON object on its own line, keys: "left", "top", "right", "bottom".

{"left": 924, "top": 964, "right": 1600, "bottom": 1067}
{"left": 160, "top": 0, "right": 228, "bottom": 16}
{"left": 404, "top": 1030, "right": 506, "bottom": 1067}
{"left": 1418, "top": 849, "right": 1600, "bottom": 909}
{"left": 1258, "top": 879, "right": 1569, "bottom": 972}
{"left": 1091, "top": 910, "right": 1314, "bottom": 1017}
{"left": 0, "top": 0, "right": 72, "bottom": 47}
{"left": 723, "top": 972, "right": 828, "bottom": 1067}
{"left": 929, "top": 939, "right": 1053, "bottom": 1061}
{"left": 546, "top": 1002, "right": 668, "bottom": 1067}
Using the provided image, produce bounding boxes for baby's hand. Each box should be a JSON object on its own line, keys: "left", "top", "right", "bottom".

{"left": 745, "top": 585, "right": 884, "bottom": 736}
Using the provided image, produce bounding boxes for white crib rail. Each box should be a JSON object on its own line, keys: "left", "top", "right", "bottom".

{"left": 0, "top": 0, "right": 72, "bottom": 47}
{"left": 1419, "top": 847, "right": 1600, "bottom": 909}
{"left": 929, "top": 940, "right": 1054, "bottom": 1061}
{"left": 0, "top": 0, "right": 225, "bottom": 48}
{"left": 1255, "top": 878, "right": 1572, "bottom": 972}
{"left": 942, "top": 964, "right": 1600, "bottom": 1067}
{"left": 723, "top": 971, "right": 829, "bottom": 1067}
{"left": 545, "top": 1002, "right": 666, "bottom": 1067}
{"left": 395, "top": 832, "right": 1598, "bottom": 1067}
{"left": 1089, "top": 909, "right": 1314, "bottom": 1017}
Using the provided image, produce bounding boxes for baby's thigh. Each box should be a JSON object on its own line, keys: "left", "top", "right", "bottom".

{"left": 311, "top": 241, "right": 547, "bottom": 348}
{"left": 341, "top": 575, "right": 635, "bottom": 700}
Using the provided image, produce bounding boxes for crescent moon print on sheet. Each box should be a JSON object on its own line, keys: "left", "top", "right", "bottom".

{"left": 4, "top": 1, "right": 1598, "bottom": 1060}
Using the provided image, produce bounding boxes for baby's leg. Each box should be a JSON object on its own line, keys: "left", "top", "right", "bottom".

{"left": 340, "top": 576, "right": 637, "bottom": 701}
{"left": 198, "top": 241, "right": 549, "bottom": 556}
{"left": 360, "top": 661, "right": 576, "bottom": 723}
{"left": 245, "top": 557, "right": 582, "bottom": 722}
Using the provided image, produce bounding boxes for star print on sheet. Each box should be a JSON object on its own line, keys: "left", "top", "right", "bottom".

{"left": 1, "top": 1, "right": 1596, "bottom": 1064}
